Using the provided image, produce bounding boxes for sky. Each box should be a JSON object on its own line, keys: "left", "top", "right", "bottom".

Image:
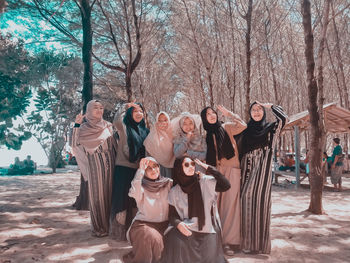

{"left": 0, "top": 138, "right": 48, "bottom": 167}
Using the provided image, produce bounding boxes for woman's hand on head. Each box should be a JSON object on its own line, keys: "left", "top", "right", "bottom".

{"left": 217, "top": 105, "right": 230, "bottom": 116}
{"left": 194, "top": 158, "right": 208, "bottom": 170}
{"left": 177, "top": 222, "right": 192, "bottom": 237}
{"left": 75, "top": 113, "right": 84, "bottom": 124}
{"left": 256, "top": 101, "right": 273, "bottom": 109}
{"left": 139, "top": 158, "right": 149, "bottom": 171}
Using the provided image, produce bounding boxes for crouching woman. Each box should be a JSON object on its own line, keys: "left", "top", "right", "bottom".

{"left": 161, "top": 157, "right": 230, "bottom": 263}
{"left": 124, "top": 157, "right": 173, "bottom": 263}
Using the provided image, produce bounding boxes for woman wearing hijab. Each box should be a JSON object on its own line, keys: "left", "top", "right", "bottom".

{"left": 72, "top": 100, "right": 118, "bottom": 237}
{"left": 111, "top": 103, "right": 149, "bottom": 240}
{"left": 200, "top": 105, "right": 246, "bottom": 256}
{"left": 144, "top": 112, "right": 175, "bottom": 178}
{"left": 123, "top": 157, "right": 173, "bottom": 263}
{"left": 172, "top": 113, "right": 206, "bottom": 161}
{"left": 161, "top": 156, "right": 230, "bottom": 263}
{"left": 235, "top": 101, "right": 287, "bottom": 254}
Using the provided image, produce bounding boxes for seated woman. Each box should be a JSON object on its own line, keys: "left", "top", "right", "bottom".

{"left": 123, "top": 157, "right": 173, "bottom": 263}
{"left": 161, "top": 157, "right": 230, "bottom": 263}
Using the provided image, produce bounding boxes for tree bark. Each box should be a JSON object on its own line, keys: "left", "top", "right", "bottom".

{"left": 81, "top": 0, "right": 93, "bottom": 111}
{"left": 244, "top": 0, "right": 253, "bottom": 121}
{"left": 301, "top": 0, "right": 324, "bottom": 214}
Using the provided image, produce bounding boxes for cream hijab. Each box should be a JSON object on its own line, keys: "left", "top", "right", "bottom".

{"left": 144, "top": 112, "right": 175, "bottom": 168}
{"left": 78, "top": 100, "right": 113, "bottom": 153}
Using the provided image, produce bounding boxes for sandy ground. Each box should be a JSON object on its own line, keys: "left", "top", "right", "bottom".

{"left": 1, "top": 168, "right": 350, "bottom": 263}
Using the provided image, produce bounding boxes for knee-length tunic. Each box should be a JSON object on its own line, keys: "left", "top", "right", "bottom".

{"left": 72, "top": 126, "right": 118, "bottom": 236}
{"left": 239, "top": 105, "right": 287, "bottom": 253}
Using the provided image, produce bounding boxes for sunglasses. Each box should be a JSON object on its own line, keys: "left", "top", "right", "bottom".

{"left": 183, "top": 161, "right": 195, "bottom": 168}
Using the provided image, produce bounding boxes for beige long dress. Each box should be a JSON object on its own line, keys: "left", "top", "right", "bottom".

{"left": 216, "top": 114, "right": 246, "bottom": 246}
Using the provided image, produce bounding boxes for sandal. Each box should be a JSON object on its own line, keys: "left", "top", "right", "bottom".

{"left": 223, "top": 245, "right": 235, "bottom": 256}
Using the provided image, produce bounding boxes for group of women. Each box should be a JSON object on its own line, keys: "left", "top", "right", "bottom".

{"left": 72, "top": 99, "right": 287, "bottom": 263}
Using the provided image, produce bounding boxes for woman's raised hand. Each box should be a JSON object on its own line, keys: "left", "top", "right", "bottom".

{"left": 217, "top": 105, "right": 230, "bottom": 116}
{"left": 139, "top": 158, "right": 149, "bottom": 171}
{"left": 256, "top": 101, "right": 273, "bottom": 108}
{"left": 75, "top": 113, "right": 84, "bottom": 124}
{"left": 194, "top": 158, "right": 208, "bottom": 170}
{"left": 177, "top": 222, "right": 192, "bottom": 237}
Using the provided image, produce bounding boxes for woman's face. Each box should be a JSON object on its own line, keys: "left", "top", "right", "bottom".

{"left": 182, "top": 157, "right": 195, "bottom": 176}
{"left": 132, "top": 106, "right": 144, "bottom": 123}
{"left": 206, "top": 108, "right": 217, "bottom": 124}
{"left": 91, "top": 102, "right": 104, "bottom": 120}
{"left": 250, "top": 104, "right": 264, "bottom": 122}
{"left": 181, "top": 117, "right": 195, "bottom": 133}
{"left": 157, "top": 113, "right": 169, "bottom": 131}
{"left": 145, "top": 160, "right": 160, "bottom": 180}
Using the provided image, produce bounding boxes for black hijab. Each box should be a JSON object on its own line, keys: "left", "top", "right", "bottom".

{"left": 200, "top": 107, "right": 235, "bottom": 166}
{"left": 123, "top": 104, "right": 149, "bottom": 163}
{"left": 173, "top": 157, "right": 205, "bottom": 231}
{"left": 235, "top": 102, "right": 275, "bottom": 159}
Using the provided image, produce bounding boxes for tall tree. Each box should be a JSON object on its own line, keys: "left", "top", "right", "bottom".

{"left": 301, "top": 0, "right": 325, "bottom": 214}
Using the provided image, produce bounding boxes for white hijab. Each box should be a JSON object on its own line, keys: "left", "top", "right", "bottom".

{"left": 144, "top": 112, "right": 175, "bottom": 168}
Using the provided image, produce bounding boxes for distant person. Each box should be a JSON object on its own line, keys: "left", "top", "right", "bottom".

{"left": 278, "top": 155, "right": 295, "bottom": 171}
{"left": 23, "top": 155, "right": 36, "bottom": 174}
{"left": 329, "top": 138, "right": 344, "bottom": 191}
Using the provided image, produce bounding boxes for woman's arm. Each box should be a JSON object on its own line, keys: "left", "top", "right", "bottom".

{"left": 169, "top": 205, "right": 192, "bottom": 237}
{"left": 173, "top": 138, "right": 189, "bottom": 158}
{"left": 271, "top": 105, "right": 288, "bottom": 128}
{"left": 128, "top": 168, "right": 145, "bottom": 203}
{"left": 194, "top": 159, "right": 231, "bottom": 192}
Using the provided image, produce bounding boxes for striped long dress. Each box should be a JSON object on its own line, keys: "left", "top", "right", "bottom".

{"left": 240, "top": 105, "right": 287, "bottom": 254}
{"left": 72, "top": 127, "right": 118, "bottom": 237}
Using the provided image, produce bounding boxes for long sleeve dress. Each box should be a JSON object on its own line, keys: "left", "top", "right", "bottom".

{"left": 238, "top": 105, "right": 287, "bottom": 253}
{"left": 215, "top": 112, "right": 246, "bottom": 246}
{"left": 72, "top": 125, "right": 118, "bottom": 237}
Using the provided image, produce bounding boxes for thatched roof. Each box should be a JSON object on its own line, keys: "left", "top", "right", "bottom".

{"left": 284, "top": 102, "right": 350, "bottom": 133}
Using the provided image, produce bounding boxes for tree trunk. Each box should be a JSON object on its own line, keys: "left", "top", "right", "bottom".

{"left": 75, "top": 0, "right": 94, "bottom": 210}
{"left": 244, "top": 0, "right": 253, "bottom": 121}
{"left": 81, "top": 0, "right": 93, "bottom": 111}
{"left": 301, "top": 0, "right": 325, "bottom": 214}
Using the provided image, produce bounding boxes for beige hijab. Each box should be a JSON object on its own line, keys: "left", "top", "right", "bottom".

{"left": 144, "top": 112, "right": 175, "bottom": 168}
{"left": 78, "top": 100, "right": 113, "bottom": 153}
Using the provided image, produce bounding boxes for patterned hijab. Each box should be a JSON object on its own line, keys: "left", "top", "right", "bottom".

{"left": 141, "top": 157, "right": 171, "bottom": 192}
{"left": 123, "top": 103, "right": 150, "bottom": 163}
{"left": 172, "top": 113, "right": 206, "bottom": 152}
{"left": 200, "top": 107, "right": 235, "bottom": 166}
{"left": 235, "top": 102, "right": 275, "bottom": 159}
{"left": 173, "top": 157, "right": 205, "bottom": 231}
{"left": 78, "top": 100, "right": 113, "bottom": 153}
{"left": 143, "top": 112, "right": 175, "bottom": 168}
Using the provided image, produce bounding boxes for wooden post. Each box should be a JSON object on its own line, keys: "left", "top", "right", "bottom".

{"left": 294, "top": 125, "right": 301, "bottom": 187}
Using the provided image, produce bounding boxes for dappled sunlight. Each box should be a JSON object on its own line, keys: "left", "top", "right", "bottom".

{"left": 316, "top": 246, "right": 339, "bottom": 253}
{"left": 48, "top": 244, "right": 110, "bottom": 261}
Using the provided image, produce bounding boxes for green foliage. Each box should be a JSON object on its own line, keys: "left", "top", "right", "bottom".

{"left": 0, "top": 34, "right": 33, "bottom": 149}
{"left": 25, "top": 50, "right": 82, "bottom": 171}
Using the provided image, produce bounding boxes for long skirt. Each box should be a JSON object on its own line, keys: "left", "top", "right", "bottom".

{"left": 110, "top": 165, "right": 137, "bottom": 239}
{"left": 125, "top": 220, "right": 169, "bottom": 263}
{"left": 218, "top": 166, "right": 241, "bottom": 246}
{"left": 86, "top": 147, "right": 115, "bottom": 237}
{"left": 331, "top": 165, "right": 343, "bottom": 184}
{"left": 161, "top": 227, "right": 227, "bottom": 263}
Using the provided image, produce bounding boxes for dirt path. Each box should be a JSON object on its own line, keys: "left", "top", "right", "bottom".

{"left": 1, "top": 172, "right": 349, "bottom": 263}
